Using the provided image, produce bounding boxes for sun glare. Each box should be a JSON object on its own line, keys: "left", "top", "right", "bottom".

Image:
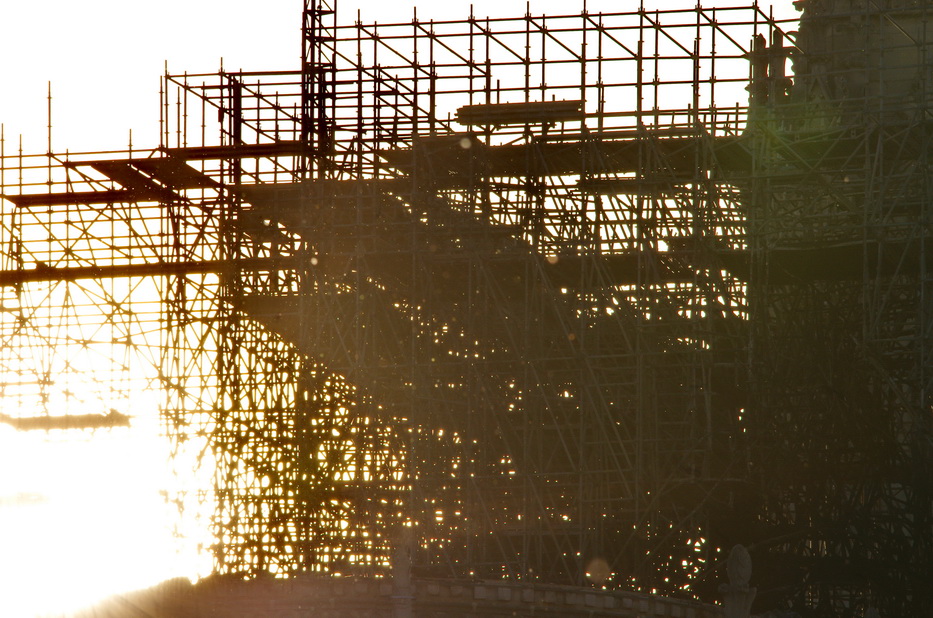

{"left": 0, "top": 388, "right": 209, "bottom": 616}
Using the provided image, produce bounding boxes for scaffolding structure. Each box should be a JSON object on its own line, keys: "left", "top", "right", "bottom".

{"left": 744, "top": 1, "right": 933, "bottom": 614}
{"left": 1, "top": 1, "right": 931, "bottom": 615}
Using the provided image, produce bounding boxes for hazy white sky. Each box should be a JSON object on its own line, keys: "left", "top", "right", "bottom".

{"left": 0, "top": 0, "right": 798, "bottom": 153}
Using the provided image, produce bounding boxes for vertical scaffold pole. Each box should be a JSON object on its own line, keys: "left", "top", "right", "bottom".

{"left": 302, "top": 0, "right": 337, "bottom": 178}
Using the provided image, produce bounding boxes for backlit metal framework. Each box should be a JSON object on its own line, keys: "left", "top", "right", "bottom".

{"left": 154, "top": 4, "right": 766, "bottom": 594}
{"left": 2, "top": 2, "right": 931, "bottom": 615}
{"left": 743, "top": 2, "right": 933, "bottom": 615}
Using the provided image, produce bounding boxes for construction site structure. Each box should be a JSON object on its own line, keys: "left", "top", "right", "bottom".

{"left": 0, "top": 1, "right": 930, "bottom": 616}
